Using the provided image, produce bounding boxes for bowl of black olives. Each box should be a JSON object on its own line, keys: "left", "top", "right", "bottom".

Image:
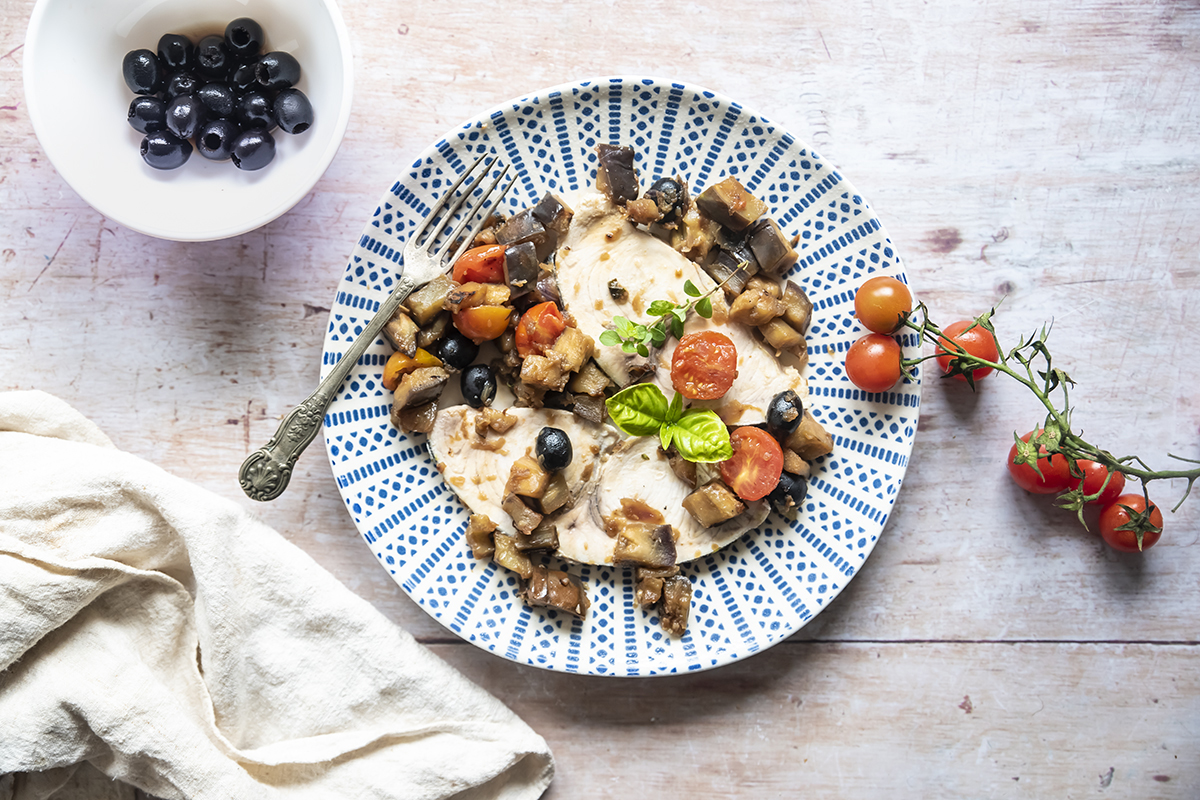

{"left": 23, "top": 0, "right": 353, "bottom": 241}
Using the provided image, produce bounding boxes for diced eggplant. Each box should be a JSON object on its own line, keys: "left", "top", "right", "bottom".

{"left": 383, "top": 312, "right": 418, "bottom": 357}
{"left": 760, "top": 318, "right": 805, "bottom": 352}
{"left": 496, "top": 208, "right": 550, "bottom": 260}
{"left": 522, "top": 564, "right": 590, "bottom": 619}
{"left": 392, "top": 366, "right": 449, "bottom": 410}
{"left": 681, "top": 480, "right": 746, "bottom": 528}
{"left": 534, "top": 273, "right": 561, "bottom": 306}
{"left": 501, "top": 492, "right": 543, "bottom": 535}
{"left": 664, "top": 446, "right": 697, "bottom": 489}
{"left": 520, "top": 354, "right": 568, "bottom": 391}
{"left": 746, "top": 216, "right": 798, "bottom": 276}
{"left": 493, "top": 533, "right": 533, "bottom": 580}
{"left": 505, "top": 455, "right": 549, "bottom": 500}
{"left": 444, "top": 281, "right": 488, "bottom": 314}
{"left": 503, "top": 241, "right": 539, "bottom": 299}
{"left": 659, "top": 575, "right": 692, "bottom": 635}
{"left": 782, "top": 280, "right": 813, "bottom": 334}
{"left": 702, "top": 253, "right": 752, "bottom": 298}
{"left": 595, "top": 143, "right": 639, "bottom": 205}
{"left": 625, "top": 196, "right": 661, "bottom": 226}
{"left": 395, "top": 400, "right": 438, "bottom": 435}
{"left": 694, "top": 176, "right": 767, "bottom": 231}
{"left": 728, "top": 287, "right": 786, "bottom": 327}
{"left": 415, "top": 312, "right": 451, "bottom": 350}
{"left": 473, "top": 406, "right": 518, "bottom": 436}
{"left": 530, "top": 192, "right": 573, "bottom": 240}
{"left": 568, "top": 360, "right": 612, "bottom": 396}
{"left": 405, "top": 274, "right": 456, "bottom": 325}
{"left": 570, "top": 394, "right": 607, "bottom": 425}
{"left": 635, "top": 565, "right": 680, "bottom": 607}
{"left": 613, "top": 523, "right": 677, "bottom": 569}
{"left": 785, "top": 410, "right": 834, "bottom": 461}
{"left": 672, "top": 205, "right": 721, "bottom": 262}
{"left": 549, "top": 326, "right": 593, "bottom": 374}
{"left": 745, "top": 274, "right": 783, "bottom": 298}
{"left": 538, "top": 471, "right": 571, "bottom": 515}
{"left": 465, "top": 514, "right": 497, "bottom": 559}
{"left": 515, "top": 519, "right": 559, "bottom": 552}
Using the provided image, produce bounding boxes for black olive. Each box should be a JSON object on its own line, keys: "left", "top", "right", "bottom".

{"left": 645, "top": 177, "right": 685, "bottom": 221}
{"left": 140, "top": 131, "right": 191, "bottom": 170}
{"left": 127, "top": 95, "right": 167, "bottom": 134}
{"left": 768, "top": 472, "right": 808, "bottom": 517}
{"left": 236, "top": 92, "right": 276, "bottom": 131}
{"left": 122, "top": 49, "right": 163, "bottom": 95}
{"left": 165, "top": 94, "right": 205, "bottom": 140}
{"left": 230, "top": 128, "right": 276, "bottom": 171}
{"left": 460, "top": 364, "right": 497, "bottom": 409}
{"left": 157, "top": 34, "right": 194, "bottom": 72}
{"left": 273, "top": 87, "right": 314, "bottom": 134}
{"left": 163, "top": 72, "right": 202, "bottom": 100}
{"left": 536, "top": 427, "right": 573, "bottom": 472}
{"left": 766, "top": 390, "right": 804, "bottom": 438}
{"left": 224, "top": 18, "right": 265, "bottom": 59}
{"left": 196, "top": 118, "right": 240, "bottom": 161}
{"left": 437, "top": 329, "right": 479, "bottom": 371}
{"left": 194, "top": 83, "right": 235, "bottom": 119}
{"left": 229, "top": 61, "right": 260, "bottom": 94}
{"left": 195, "top": 34, "right": 232, "bottom": 78}
{"left": 256, "top": 51, "right": 301, "bottom": 90}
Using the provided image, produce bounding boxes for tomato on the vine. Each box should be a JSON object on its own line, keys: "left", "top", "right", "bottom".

{"left": 845, "top": 333, "right": 902, "bottom": 393}
{"left": 854, "top": 276, "right": 913, "bottom": 334}
{"left": 514, "top": 301, "right": 566, "bottom": 357}
{"left": 671, "top": 331, "right": 739, "bottom": 400}
{"left": 1098, "top": 494, "right": 1163, "bottom": 552}
{"left": 935, "top": 320, "right": 1000, "bottom": 381}
{"left": 452, "top": 244, "right": 506, "bottom": 284}
{"left": 1073, "top": 460, "right": 1126, "bottom": 506}
{"left": 720, "top": 426, "right": 784, "bottom": 502}
{"left": 1007, "top": 430, "right": 1073, "bottom": 494}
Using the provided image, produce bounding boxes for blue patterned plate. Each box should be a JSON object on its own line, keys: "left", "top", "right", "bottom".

{"left": 320, "top": 77, "right": 921, "bottom": 676}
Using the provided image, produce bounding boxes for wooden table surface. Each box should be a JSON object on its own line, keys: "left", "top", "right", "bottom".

{"left": 3, "top": 0, "right": 1199, "bottom": 796}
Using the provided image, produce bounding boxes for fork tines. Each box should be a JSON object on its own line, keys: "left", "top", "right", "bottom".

{"left": 412, "top": 154, "right": 516, "bottom": 267}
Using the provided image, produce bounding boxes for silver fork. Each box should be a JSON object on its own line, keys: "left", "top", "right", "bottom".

{"left": 239, "top": 154, "right": 515, "bottom": 501}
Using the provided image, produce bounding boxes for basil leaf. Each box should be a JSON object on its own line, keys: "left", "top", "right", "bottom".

{"left": 659, "top": 424, "right": 675, "bottom": 452}
{"left": 671, "top": 409, "right": 733, "bottom": 462}
{"left": 605, "top": 383, "right": 669, "bottom": 437}
{"left": 666, "top": 390, "right": 684, "bottom": 425}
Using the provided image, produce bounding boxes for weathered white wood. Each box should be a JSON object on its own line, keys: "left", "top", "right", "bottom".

{"left": 2, "top": 0, "right": 1199, "bottom": 795}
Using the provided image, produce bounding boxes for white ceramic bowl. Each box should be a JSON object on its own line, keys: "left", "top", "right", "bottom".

{"left": 23, "top": 0, "right": 353, "bottom": 241}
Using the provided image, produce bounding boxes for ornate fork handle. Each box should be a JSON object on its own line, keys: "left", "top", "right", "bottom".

{"left": 239, "top": 274, "right": 418, "bottom": 501}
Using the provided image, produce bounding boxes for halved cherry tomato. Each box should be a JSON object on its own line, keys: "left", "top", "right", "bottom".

{"left": 452, "top": 244, "right": 506, "bottom": 284}
{"left": 845, "top": 333, "right": 902, "bottom": 393}
{"left": 935, "top": 320, "right": 1000, "bottom": 382}
{"left": 382, "top": 348, "right": 442, "bottom": 391}
{"left": 671, "top": 331, "right": 739, "bottom": 400}
{"left": 454, "top": 305, "right": 512, "bottom": 343}
{"left": 514, "top": 301, "right": 567, "bottom": 357}
{"left": 854, "top": 276, "right": 912, "bottom": 334}
{"left": 720, "top": 426, "right": 784, "bottom": 502}
{"left": 1073, "top": 460, "right": 1126, "bottom": 506}
{"left": 1006, "top": 429, "right": 1072, "bottom": 494}
{"left": 1099, "top": 494, "right": 1163, "bottom": 552}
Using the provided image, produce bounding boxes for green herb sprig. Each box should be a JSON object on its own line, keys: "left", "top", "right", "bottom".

{"left": 598, "top": 279, "right": 714, "bottom": 356}
{"left": 898, "top": 303, "right": 1200, "bottom": 544}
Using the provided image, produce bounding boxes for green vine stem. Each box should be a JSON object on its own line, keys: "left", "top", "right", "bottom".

{"left": 897, "top": 302, "right": 1200, "bottom": 519}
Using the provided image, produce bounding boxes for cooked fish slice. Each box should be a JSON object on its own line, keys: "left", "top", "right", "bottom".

{"left": 555, "top": 190, "right": 806, "bottom": 426}
{"left": 555, "top": 435, "right": 770, "bottom": 566}
{"left": 428, "top": 405, "right": 620, "bottom": 535}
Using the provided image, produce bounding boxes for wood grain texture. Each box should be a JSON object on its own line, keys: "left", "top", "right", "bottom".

{"left": 2, "top": 0, "right": 1198, "bottom": 796}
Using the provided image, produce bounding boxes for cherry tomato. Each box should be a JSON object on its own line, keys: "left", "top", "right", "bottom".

{"left": 382, "top": 348, "right": 442, "bottom": 391}
{"left": 854, "top": 276, "right": 913, "bottom": 334}
{"left": 671, "top": 331, "right": 739, "bottom": 400}
{"left": 514, "top": 301, "right": 567, "bottom": 357}
{"left": 454, "top": 305, "right": 512, "bottom": 343}
{"left": 935, "top": 320, "right": 1000, "bottom": 381}
{"left": 845, "top": 333, "right": 902, "bottom": 393}
{"left": 1098, "top": 494, "right": 1163, "bottom": 552}
{"left": 720, "top": 426, "right": 784, "bottom": 502}
{"left": 1006, "top": 430, "right": 1073, "bottom": 494}
{"left": 452, "top": 244, "right": 506, "bottom": 284}
{"left": 1073, "top": 460, "right": 1127, "bottom": 506}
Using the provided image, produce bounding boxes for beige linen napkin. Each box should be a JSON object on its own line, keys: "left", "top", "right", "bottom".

{"left": 0, "top": 390, "right": 553, "bottom": 800}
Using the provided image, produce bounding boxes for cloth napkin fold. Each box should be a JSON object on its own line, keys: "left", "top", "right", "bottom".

{"left": 0, "top": 390, "right": 553, "bottom": 800}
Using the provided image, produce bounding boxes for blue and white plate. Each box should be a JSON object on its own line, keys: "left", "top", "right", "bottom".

{"left": 321, "top": 77, "right": 921, "bottom": 676}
